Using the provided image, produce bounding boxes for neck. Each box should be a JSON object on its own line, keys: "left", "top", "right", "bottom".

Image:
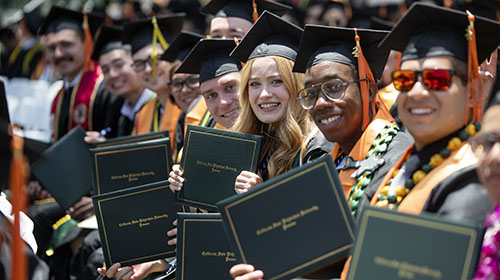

{"left": 156, "top": 89, "right": 168, "bottom": 106}
{"left": 126, "top": 86, "right": 145, "bottom": 106}
{"left": 65, "top": 70, "right": 81, "bottom": 84}
{"left": 337, "top": 127, "right": 364, "bottom": 155}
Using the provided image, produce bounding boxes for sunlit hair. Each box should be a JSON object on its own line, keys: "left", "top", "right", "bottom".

{"left": 232, "top": 56, "right": 312, "bottom": 179}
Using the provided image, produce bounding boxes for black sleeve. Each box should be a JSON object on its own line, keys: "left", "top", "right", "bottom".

{"left": 91, "top": 82, "right": 124, "bottom": 139}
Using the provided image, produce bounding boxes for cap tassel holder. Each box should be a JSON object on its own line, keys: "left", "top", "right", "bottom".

{"left": 252, "top": 0, "right": 259, "bottom": 23}
{"left": 464, "top": 10, "right": 484, "bottom": 124}
{"left": 83, "top": 12, "right": 94, "bottom": 71}
{"left": 353, "top": 28, "right": 376, "bottom": 130}
{"left": 151, "top": 16, "right": 170, "bottom": 79}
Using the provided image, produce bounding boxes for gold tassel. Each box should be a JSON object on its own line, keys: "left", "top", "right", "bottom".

{"left": 151, "top": 16, "right": 170, "bottom": 79}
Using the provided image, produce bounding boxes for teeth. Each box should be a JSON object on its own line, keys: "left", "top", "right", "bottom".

{"left": 320, "top": 115, "right": 340, "bottom": 125}
{"left": 112, "top": 81, "right": 125, "bottom": 88}
{"left": 410, "top": 108, "right": 434, "bottom": 115}
{"left": 223, "top": 109, "right": 239, "bottom": 117}
{"left": 259, "top": 103, "right": 279, "bottom": 109}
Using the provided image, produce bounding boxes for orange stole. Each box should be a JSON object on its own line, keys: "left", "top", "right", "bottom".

{"left": 133, "top": 97, "right": 181, "bottom": 150}
{"left": 370, "top": 142, "right": 477, "bottom": 215}
{"left": 378, "top": 83, "right": 398, "bottom": 112}
{"left": 341, "top": 142, "right": 478, "bottom": 280}
{"left": 329, "top": 102, "right": 395, "bottom": 198}
{"left": 50, "top": 61, "right": 102, "bottom": 140}
{"left": 185, "top": 98, "right": 209, "bottom": 133}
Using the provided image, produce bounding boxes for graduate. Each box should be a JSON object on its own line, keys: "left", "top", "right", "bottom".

{"left": 201, "top": 0, "right": 292, "bottom": 39}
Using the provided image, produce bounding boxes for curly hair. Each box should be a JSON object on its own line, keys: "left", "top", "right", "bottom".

{"left": 232, "top": 56, "right": 312, "bottom": 179}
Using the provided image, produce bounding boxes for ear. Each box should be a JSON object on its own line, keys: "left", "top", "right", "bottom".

{"left": 368, "top": 82, "right": 378, "bottom": 101}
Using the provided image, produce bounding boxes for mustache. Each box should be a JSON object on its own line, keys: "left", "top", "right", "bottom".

{"left": 54, "top": 56, "right": 73, "bottom": 65}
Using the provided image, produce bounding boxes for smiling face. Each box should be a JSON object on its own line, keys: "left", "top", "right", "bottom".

{"left": 200, "top": 71, "right": 241, "bottom": 129}
{"left": 475, "top": 105, "right": 500, "bottom": 204}
{"left": 99, "top": 49, "right": 143, "bottom": 101}
{"left": 46, "top": 29, "right": 85, "bottom": 81}
{"left": 305, "top": 61, "right": 364, "bottom": 147}
{"left": 169, "top": 72, "right": 201, "bottom": 112}
{"left": 132, "top": 43, "right": 171, "bottom": 95}
{"left": 397, "top": 56, "right": 468, "bottom": 150}
{"left": 247, "top": 57, "right": 290, "bottom": 125}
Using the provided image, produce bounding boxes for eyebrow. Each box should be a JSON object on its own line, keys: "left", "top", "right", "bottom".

{"left": 304, "top": 74, "right": 340, "bottom": 88}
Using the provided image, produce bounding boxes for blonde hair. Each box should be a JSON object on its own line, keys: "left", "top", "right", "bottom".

{"left": 232, "top": 56, "right": 312, "bottom": 179}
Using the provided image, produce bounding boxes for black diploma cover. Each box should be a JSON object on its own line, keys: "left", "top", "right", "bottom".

{"left": 217, "top": 155, "right": 355, "bottom": 280}
{"left": 93, "top": 180, "right": 181, "bottom": 267}
{"left": 92, "top": 131, "right": 170, "bottom": 149}
{"left": 176, "top": 125, "right": 262, "bottom": 211}
{"left": 31, "top": 126, "right": 91, "bottom": 210}
{"left": 347, "top": 207, "right": 484, "bottom": 280}
{"left": 90, "top": 138, "right": 173, "bottom": 194}
{"left": 177, "top": 213, "right": 238, "bottom": 280}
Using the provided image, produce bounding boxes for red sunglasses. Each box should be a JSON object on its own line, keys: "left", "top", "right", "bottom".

{"left": 392, "top": 69, "right": 465, "bottom": 91}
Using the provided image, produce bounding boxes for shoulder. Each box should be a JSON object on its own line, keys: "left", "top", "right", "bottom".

{"left": 424, "top": 164, "right": 492, "bottom": 225}
{"left": 303, "top": 129, "right": 334, "bottom": 163}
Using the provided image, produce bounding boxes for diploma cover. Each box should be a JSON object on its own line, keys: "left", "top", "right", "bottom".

{"left": 217, "top": 155, "right": 355, "bottom": 280}
{"left": 176, "top": 125, "right": 262, "bottom": 210}
{"left": 93, "top": 180, "right": 181, "bottom": 267}
{"left": 347, "top": 207, "right": 484, "bottom": 280}
{"left": 177, "top": 213, "right": 238, "bottom": 280}
{"left": 90, "top": 138, "right": 172, "bottom": 194}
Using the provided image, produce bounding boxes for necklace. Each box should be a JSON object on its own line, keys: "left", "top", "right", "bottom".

{"left": 375, "top": 122, "right": 480, "bottom": 209}
{"left": 474, "top": 204, "right": 500, "bottom": 279}
{"left": 348, "top": 121, "right": 399, "bottom": 216}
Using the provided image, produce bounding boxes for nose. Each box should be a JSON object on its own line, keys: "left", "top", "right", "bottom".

{"left": 259, "top": 86, "right": 273, "bottom": 98}
{"left": 53, "top": 45, "right": 64, "bottom": 58}
{"left": 313, "top": 93, "right": 332, "bottom": 110}
{"left": 486, "top": 142, "right": 500, "bottom": 165}
{"left": 405, "top": 80, "right": 430, "bottom": 101}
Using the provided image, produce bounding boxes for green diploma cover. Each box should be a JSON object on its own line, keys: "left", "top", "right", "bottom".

{"left": 177, "top": 213, "right": 238, "bottom": 280}
{"left": 93, "top": 180, "right": 181, "bottom": 267}
{"left": 90, "top": 138, "right": 173, "bottom": 194}
{"left": 217, "top": 155, "right": 355, "bottom": 280}
{"left": 176, "top": 125, "right": 262, "bottom": 211}
{"left": 32, "top": 126, "right": 91, "bottom": 210}
{"left": 92, "top": 131, "right": 170, "bottom": 149}
{"left": 347, "top": 207, "right": 484, "bottom": 280}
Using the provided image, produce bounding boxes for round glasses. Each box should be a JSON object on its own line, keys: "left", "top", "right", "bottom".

{"left": 297, "top": 78, "right": 368, "bottom": 110}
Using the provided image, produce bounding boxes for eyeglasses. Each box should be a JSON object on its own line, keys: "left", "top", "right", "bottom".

{"left": 392, "top": 69, "right": 465, "bottom": 92}
{"left": 297, "top": 78, "right": 368, "bottom": 110}
{"left": 471, "top": 133, "right": 500, "bottom": 155}
{"left": 169, "top": 76, "right": 200, "bottom": 93}
{"left": 131, "top": 58, "right": 154, "bottom": 72}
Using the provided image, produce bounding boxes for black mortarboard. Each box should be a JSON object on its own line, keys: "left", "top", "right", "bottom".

{"left": 230, "top": 11, "right": 302, "bottom": 63}
{"left": 176, "top": 38, "right": 242, "bottom": 84}
{"left": 201, "top": 0, "right": 292, "bottom": 22}
{"left": 452, "top": 0, "right": 500, "bottom": 21}
{"left": 292, "top": 25, "right": 390, "bottom": 80}
{"left": 38, "top": 6, "right": 104, "bottom": 36}
{"left": 91, "top": 25, "right": 130, "bottom": 61}
{"left": 159, "top": 31, "right": 204, "bottom": 62}
{"left": 122, "top": 14, "right": 185, "bottom": 54}
{"left": 379, "top": 2, "right": 500, "bottom": 64}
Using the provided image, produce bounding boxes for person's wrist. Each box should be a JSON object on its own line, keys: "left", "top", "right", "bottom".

{"left": 151, "top": 259, "right": 167, "bottom": 273}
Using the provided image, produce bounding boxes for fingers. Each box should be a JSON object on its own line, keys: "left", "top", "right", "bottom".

{"left": 168, "top": 165, "right": 185, "bottom": 192}
{"left": 115, "top": 267, "right": 134, "bottom": 280}
{"left": 234, "top": 171, "right": 263, "bottom": 194}
{"left": 84, "top": 131, "right": 106, "bottom": 144}
{"left": 103, "top": 263, "right": 120, "bottom": 278}
{"left": 230, "top": 264, "right": 264, "bottom": 280}
{"left": 167, "top": 226, "right": 177, "bottom": 246}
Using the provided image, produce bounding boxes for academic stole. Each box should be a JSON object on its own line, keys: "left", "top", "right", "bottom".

{"left": 51, "top": 61, "right": 102, "bottom": 140}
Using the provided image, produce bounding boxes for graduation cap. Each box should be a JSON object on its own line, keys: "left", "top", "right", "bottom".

{"left": 159, "top": 31, "right": 204, "bottom": 62}
{"left": 38, "top": 6, "right": 104, "bottom": 36}
{"left": 230, "top": 11, "right": 303, "bottom": 63}
{"left": 122, "top": 14, "right": 185, "bottom": 54}
{"left": 176, "top": 38, "right": 242, "bottom": 84}
{"left": 91, "top": 25, "right": 130, "bottom": 61}
{"left": 201, "top": 0, "right": 292, "bottom": 23}
{"left": 452, "top": 0, "right": 500, "bottom": 20}
{"left": 379, "top": 2, "right": 500, "bottom": 64}
{"left": 292, "top": 25, "right": 390, "bottom": 79}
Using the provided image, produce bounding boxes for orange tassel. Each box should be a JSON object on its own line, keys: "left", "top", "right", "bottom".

{"left": 353, "top": 28, "right": 376, "bottom": 130}
{"left": 82, "top": 12, "right": 94, "bottom": 71}
{"left": 10, "top": 132, "right": 28, "bottom": 280}
{"left": 394, "top": 51, "right": 402, "bottom": 71}
{"left": 464, "top": 11, "right": 484, "bottom": 124}
{"left": 206, "top": 34, "right": 211, "bottom": 39}
{"left": 252, "top": 0, "right": 259, "bottom": 23}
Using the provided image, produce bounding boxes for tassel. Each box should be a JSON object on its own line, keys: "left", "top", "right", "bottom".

{"left": 82, "top": 12, "right": 94, "bottom": 71}
{"left": 352, "top": 28, "right": 376, "bottom": 130}
{"left": 464, "top": 11, "right": 484, "bottom": 124}
{"left": 151, "top": 16, "right": 170, "bottom": 79}
{"left": 10, "top": 131, "right": 28, "bottom": 280}
{"left": 252, "top": 0, "right": 259, "bottom": 23}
